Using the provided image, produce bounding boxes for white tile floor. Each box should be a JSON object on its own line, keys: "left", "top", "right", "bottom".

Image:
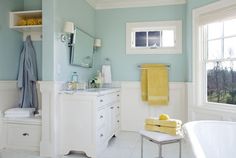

{"left": 0, "top": 131, "right": 194, "bottom": 158}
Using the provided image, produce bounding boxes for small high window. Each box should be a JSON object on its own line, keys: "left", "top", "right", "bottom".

{"left": 126, "top": 21, "right": 182, "bottom": 54}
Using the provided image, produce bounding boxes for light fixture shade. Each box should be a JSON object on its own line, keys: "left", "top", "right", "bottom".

{"left": 94, "top": 39, "right": 102, "bottom": 47}
{"left": 64, "top": 22, "right": 75, "bottom": 34}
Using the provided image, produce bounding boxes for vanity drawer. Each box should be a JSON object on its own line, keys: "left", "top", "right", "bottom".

{"left": 96, "top": 127, "right": 106, "bottom": 145}
{"left": 116, "top": 116, "right": 121, "bottom": 132}
{"left": 96, "top": 108, "right": 106, "bottom": 129}
{"left": 96, "top": 93, "right": 117, "bottom": 108}
{"left": 115, "top": 104, "right": 120, "bottom": 116}
{"left": 115, "top": 92, "right": 120, "bottom": 101}
{"left": 6, "top": 123, "right": 41, "bottom": 148}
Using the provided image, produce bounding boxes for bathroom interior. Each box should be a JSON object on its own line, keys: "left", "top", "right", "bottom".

{"left": 0, "top": 0, "right": 236, "bottom": 158}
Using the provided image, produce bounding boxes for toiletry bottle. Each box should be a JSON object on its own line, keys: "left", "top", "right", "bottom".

{"left": 71, "top": 72, "right": 79, "bottom": 90}
{"left": 71, "top": 72, "right": 78, "bottom": 82}
{"left": 95, "top": 71, "right": 103, "bottom": 88}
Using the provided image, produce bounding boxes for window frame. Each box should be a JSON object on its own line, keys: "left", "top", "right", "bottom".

{"left": 126, "top": 20, "right": 182, "bottom": 55}
{"left": 192, "top": 1, "right": 236, "bottom": 112}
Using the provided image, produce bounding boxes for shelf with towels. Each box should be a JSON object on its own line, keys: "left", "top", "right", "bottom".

{"left": 9, "top": 10, "right": 42, "bottom": 41}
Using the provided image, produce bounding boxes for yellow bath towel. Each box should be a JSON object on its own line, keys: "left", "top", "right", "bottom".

{"left": 145, "top": 124, "right": 181, "bottom": 136}
{"left": 141, "top": 64, "right": 169, "bottom": 105}
{"left": 145, "top": 117, "right": 182, "bottom": 128}
{"left": 141, "top": 66, "right": 148, "bottom": 101}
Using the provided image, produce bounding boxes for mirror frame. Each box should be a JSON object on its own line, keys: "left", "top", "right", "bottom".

{"left": 69, "top": 26, "right": 95, "bottom": 68}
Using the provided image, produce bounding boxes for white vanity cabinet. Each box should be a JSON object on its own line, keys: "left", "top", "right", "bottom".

{"left": 59, "top": 88, "right": 120, "bottom": 158}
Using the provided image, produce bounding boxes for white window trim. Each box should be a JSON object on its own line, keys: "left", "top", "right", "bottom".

{"left": 126, "top": 20, "right": 182, "bottom": 55}
{"left": 192, "top": 0, "right": 236, "bottom": 112}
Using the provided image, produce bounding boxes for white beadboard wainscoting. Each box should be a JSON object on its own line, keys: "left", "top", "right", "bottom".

{"left": 0, "top": 81, "right": 41, "bottom": 113}
{"left": 0, "top": 81, "right": 19, "bottom": 114}
{"left": 120, "top": 81, "right": 187, "bottom": 132}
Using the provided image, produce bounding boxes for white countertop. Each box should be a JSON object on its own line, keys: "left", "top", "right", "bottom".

{"left": 59, "top": 87, "right": 120, "bottom": 96}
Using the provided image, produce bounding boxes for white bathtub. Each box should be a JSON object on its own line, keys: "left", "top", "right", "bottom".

{"left": 183, "top": 121, "right": 236, "bottom": 158}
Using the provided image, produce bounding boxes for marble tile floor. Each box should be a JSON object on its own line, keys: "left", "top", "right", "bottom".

{"left": 0, "top": 131, "right": 194, "bottom": 158}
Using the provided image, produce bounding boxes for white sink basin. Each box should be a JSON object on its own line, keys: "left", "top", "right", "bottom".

{"left": 84, "top": 88, "right": 111, "bottom": 92}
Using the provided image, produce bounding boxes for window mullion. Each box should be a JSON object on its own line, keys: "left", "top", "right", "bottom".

{"left": 203, "top": 26, "right": 208, "bottom": 103}
{"left": 222, "top": 22, "right": 225, "bottom": 59}
{"left": 146, "top": 32, "right": 148, "bottom": 47}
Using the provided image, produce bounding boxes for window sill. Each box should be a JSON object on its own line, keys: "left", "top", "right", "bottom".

{"left": 126, "top": 47, "right": 182, "bottom": 55}
{"left": 195, "top": 103, "right": 236, "bottom": 114}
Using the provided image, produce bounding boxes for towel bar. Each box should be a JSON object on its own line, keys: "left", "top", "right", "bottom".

{"left": 137, "top": 64, "right": 171, "bottom": 69}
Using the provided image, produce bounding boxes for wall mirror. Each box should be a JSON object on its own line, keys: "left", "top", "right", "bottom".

{"left": 70, "top": 27, "right": 95, "bottom": 68}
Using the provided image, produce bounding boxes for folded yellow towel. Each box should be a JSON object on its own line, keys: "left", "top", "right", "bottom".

{"left": 36, "top": 18, "right": 42, "bottom": 25}
{"left": 17, "top": 19, "right": 27, "bottom": 26}
{"left": 145, "top": 117, "right": 182, "bottom": 128}
{"left": 145, "top": 124, "right": 181, "bottom": 136}
{"left": 140, "top": 64, "right": 169, "bottom": 105}
{"left": 27, "top": 19, "right": 37, "bottom": 25}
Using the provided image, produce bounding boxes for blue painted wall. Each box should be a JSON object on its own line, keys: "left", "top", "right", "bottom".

{"left": 0, "top": 0, "right": 221, "bottom": 82}
{"left": 54, "top": 0, "right": 98, "bottom": 82}
{"left": 96, "top": 5, "right": 187, "bottom": 82}
{"left": 24, "top": 0, "right": 42, "bottom": 10}
{"left": 42, "top": 0, "right": 55, "bottom": 80}
{"left": 0, "top": 0, "right": 24, "bottom": 80}
{"left": 0, "top": 0, "right": 42, "bottom": 80}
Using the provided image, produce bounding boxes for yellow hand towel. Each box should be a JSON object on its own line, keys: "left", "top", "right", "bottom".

{"left": 145, "top": 117, "right": 182, "bottom": 128}
{"left": 145, "top": 124, "right": 181, "bottom": 136}
{"left": 140, "top": 64, "right": 169, "bottom": 105}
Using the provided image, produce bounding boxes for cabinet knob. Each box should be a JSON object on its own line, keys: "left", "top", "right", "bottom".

{"left": 117, "top": 94, "right": 120, "bottom": 97}
{"left": 117, "top": 120, "right": 120, "bottom": 123}
{"left": 100, "top": 115, "right": 103, "bottom": 119}
{"left": 110, "top": 106, "right": 114, "bottom": 109}
{"left": 100, "top": 99, "right": 103, "bottom": 102}
{"left": 100, "top": 134, "right": 104, "bottom": 137}
{"left": 117, "top": 106, "right": 120, "bottom": 109}
{"left": 22, "top": 133, "right": 29, "bottom": 136}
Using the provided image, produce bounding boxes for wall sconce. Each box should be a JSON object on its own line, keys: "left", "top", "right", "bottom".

{"left": 94, "top": 39, "right": 102, "bottom": 51}
{"left": 61, "top": 21, "right": 75, "bottom": 45}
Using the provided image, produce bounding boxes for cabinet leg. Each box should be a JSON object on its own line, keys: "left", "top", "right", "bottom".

{"left": 141, "top": 136, "right": 143, "bottom": 158}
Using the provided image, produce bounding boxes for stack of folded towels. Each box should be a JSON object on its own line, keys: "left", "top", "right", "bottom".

{"left": 4, "top": 108, "right": 35, "bottom": 118}
{"left": 145, "top": 114, "right": 182, "bottom": 136}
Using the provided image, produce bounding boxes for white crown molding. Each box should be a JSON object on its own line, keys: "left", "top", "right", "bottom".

{"left": 86, "top": 0, "right": 97, "bottom": 9}
{"left": 94, "top": 0, "right": 186, "bottom": 10}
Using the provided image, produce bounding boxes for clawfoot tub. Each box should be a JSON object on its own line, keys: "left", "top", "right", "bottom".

{"left": 183, "top": 121, "right": 236, "bottom": 158}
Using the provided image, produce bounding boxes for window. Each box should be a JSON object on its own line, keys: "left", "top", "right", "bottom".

{"left": 126, "top": 21, "right": 182, "bottom": 54}
{"left": 203, "top": 18, "right": 236, "bottom": 105}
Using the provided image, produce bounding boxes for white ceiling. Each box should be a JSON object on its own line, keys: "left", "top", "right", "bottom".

{"left": 86, "top": 0, "right": 186, "bottom": 9}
